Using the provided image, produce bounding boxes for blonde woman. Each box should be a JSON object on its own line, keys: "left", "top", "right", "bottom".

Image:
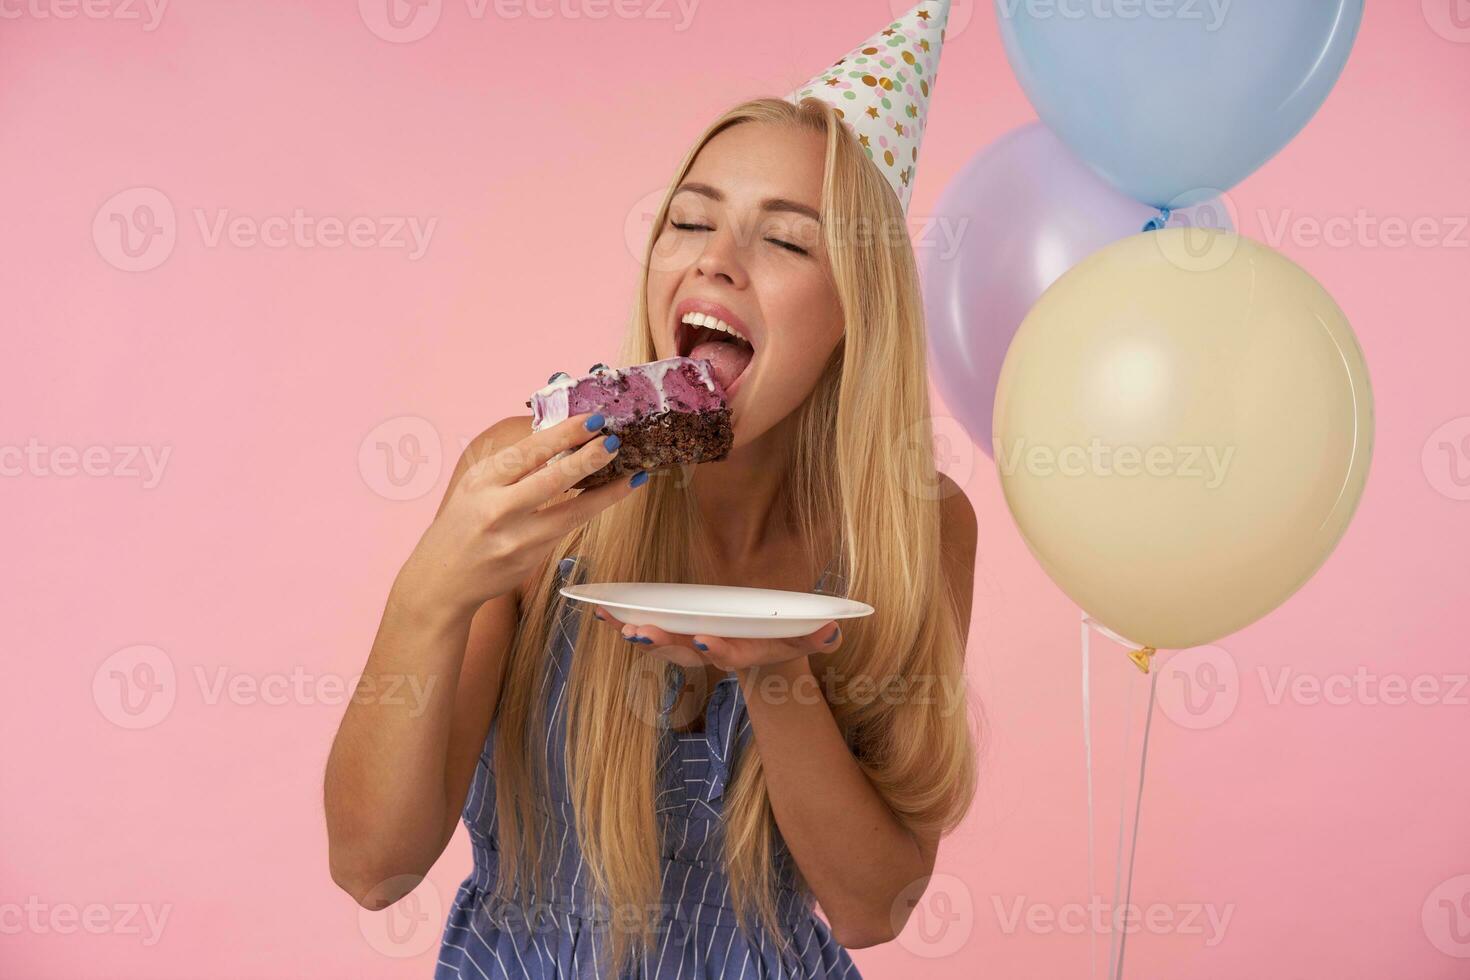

{"left": 326, "top": 10, "right": 977, "bottom": 977}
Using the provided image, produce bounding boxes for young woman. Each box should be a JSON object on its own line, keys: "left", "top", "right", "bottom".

{"left": 325, "top": 95, "right": 980, "bottom": 979}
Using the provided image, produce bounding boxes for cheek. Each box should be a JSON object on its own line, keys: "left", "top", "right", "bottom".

{"left": 787, "top": 301, "right": 844, "bottom": 366}
{"left": 797, "top": 278, "right": 843, "bottom": 346}
{"left": 645, "top": 272, "right": 676, "bottom": 347}
{"left": 756, "top": 283, "right": 841, "bottom": 378}
{"left": 756, "top": 328, "right": 838, "bottom": 398}
{"left": 646, "top": 268, "right": 674, "bottom": 308}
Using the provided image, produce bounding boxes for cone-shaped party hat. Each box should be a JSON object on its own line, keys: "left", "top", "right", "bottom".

{"left": 785, "top": 0, "right": 950, "bottom": 213}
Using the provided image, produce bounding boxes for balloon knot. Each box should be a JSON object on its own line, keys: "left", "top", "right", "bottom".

{"left": 1126, "top": 646, "right": 1158, "bottom": 673}
{"left": 1142, "top": 208, "right": 1172, "bottom": 233}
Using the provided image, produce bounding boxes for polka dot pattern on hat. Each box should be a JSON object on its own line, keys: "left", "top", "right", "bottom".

{"left": 786, "top": 0, "right": 949, "bottom": 213}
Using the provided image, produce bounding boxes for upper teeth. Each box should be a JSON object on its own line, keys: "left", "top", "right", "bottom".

{"left": 681, "top": 311, "right": 751, "bottom": 346}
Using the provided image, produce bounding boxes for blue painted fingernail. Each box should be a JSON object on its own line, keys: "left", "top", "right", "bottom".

{"left": 824, "top": 625, "right": 840, "bottom": 644}
{"left": 694, "top": 641, "right": 709, "bottom": 651}
{"left": 629, "top": 470, "right": 649, "bottom": 488}
{"left": 585, "top": 413, "right": 605, "bottom": 431}
{"left": 637, "top": 636, "right": 654, "bottom": 644}
{"left": 621, "top": 633, "right": 637, "bottom": 642}
{"left": 603, "top": 433, "right": 621, "bottom": 452}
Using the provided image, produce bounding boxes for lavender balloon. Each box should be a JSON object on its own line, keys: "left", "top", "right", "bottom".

{"left": 922, "top": 123, "right": 1232, "bottom": 457}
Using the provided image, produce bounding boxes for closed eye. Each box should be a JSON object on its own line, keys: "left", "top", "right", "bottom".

{"left": 670, "top": 220, "right": 809, "bottom": 256}
{"left": 767, "top": 237, "right": 808, "bottom": 255}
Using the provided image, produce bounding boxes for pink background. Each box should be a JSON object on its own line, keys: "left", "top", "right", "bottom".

{"left": 4, "top": 1, "right": 1469, "bottom": 977}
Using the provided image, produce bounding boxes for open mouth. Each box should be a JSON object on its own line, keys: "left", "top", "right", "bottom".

{"left": 676, "top": 311, "right": 756, "bottom": 394}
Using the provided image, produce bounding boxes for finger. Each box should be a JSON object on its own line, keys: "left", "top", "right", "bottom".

{"left": 590, "top": 605, "right": 626, "bottom": 629}
{"left": 649, "top": 645, "right": 711, "bottom": 669}
{"left": 810, "top": 620, "right": 843, "bottom": 652}
{"left": 619, "top": 623, "right": 709, "bottom": 668}
{"left": 683, "top": 634, "right": 757, "bottom": 671}
{"left": 472, "top": 412, "right": 609, "bottom": 488}
{"left": 507, "top": 430, "right": 628, "bottom": 509}
{"left": 524, "top": 466, "right": 648, "bottom": 541}
{"left": 617, "top": 622, "right": 698, "bottom": 649}
{"left": 692, "top": 621, "right": 842, "bottom": 669}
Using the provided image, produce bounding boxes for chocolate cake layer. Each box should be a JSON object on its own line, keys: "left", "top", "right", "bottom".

{"left": 527, "top": 356, "right": 734, "bottom": 489}
{"left": 574, "top": 407, "right": 733, "bottom": 489}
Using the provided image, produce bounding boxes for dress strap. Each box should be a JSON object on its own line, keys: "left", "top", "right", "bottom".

{"left": 556, "top": 554, "right": 586, "bottom": 584}
{"left": 658, "top": 665, "right": 687, "bottom": 731}
{"left": 813, "top": 548, "right": 848, "bottom": 598}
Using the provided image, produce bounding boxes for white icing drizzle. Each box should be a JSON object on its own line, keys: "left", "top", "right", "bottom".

{"left": 530, "top": 357, "right": 718, "bottom": 430}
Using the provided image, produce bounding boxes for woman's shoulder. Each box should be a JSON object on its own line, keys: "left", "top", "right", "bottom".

{"left": 936, "top": 472, "right": 977, "bottom": 649}
{"left": 936, "top": 473, "right": 976, "bottom": 538}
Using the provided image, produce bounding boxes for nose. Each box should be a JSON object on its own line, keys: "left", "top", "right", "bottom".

{"left": 694, "top": 223, "right": 749, "bottom": 290}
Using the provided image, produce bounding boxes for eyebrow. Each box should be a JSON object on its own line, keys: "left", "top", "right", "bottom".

{"left": 673, "top": 181, "right": 822, "bottom": 223}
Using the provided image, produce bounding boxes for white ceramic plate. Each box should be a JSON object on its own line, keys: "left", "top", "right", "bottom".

{"left": 559, "top": 582, "right": 874, "bottom": 639}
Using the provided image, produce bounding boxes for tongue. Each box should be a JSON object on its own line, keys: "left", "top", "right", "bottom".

{"left": 690, "top": 340, "right": 752, "bottom": 392}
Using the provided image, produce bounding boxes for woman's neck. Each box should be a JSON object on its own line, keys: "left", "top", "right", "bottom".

{"left": 689, "top": 413, "right": 798, "bottom": 568}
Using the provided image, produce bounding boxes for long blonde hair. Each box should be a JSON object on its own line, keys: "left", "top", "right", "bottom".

{"left": 490, "top": 96, "right": 978, "bottom": 975}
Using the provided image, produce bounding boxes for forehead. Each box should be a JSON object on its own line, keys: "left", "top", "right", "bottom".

{"left": 681, "top": 121, "right": 826, "bottom": 216}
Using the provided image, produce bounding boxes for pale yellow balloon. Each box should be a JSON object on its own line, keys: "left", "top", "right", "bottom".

{"left": 992, "top": 230, "right": 1374, "bottom": 651}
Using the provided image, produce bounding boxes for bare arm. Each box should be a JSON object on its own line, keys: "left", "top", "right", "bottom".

{"left": 323, "top": 413, "right": 641, "bottom": 908}
{"left": 743, "top": 474, "right": 978, "bottom": 947}
{"left": 602, "top": 474, "right": 980, "bottom": 945}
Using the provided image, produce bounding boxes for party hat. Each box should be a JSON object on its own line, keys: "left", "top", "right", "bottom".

{"left": 785, "top": 0, "right": 950, "bottom": 213}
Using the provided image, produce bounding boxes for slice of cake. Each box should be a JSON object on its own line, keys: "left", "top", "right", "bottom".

{"left": 526, "top": 356, "right": 733, "bottom": 489}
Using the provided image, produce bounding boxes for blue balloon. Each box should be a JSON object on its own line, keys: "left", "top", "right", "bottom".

{"left": 996, "top": 0, "right": 1364, "bottom": 209}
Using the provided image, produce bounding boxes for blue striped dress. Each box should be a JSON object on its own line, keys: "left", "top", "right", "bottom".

{"left": 435, "top": 554, "right": 860, "bottom": 980}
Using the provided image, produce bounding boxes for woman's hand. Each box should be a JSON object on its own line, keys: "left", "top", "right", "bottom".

{"left": 590, "top": 605, "right": 844, "bottom": 673}
{"left": 395, "top": 413, "right": 644, "bottom": 624}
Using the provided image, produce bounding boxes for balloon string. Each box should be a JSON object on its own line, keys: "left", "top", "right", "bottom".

{"left": 1080, "top": 616, "right": 1158, "bottom": 675}
{"left": 1081, "top": 613, "right": 1097, "bottom": 980}
{"left": 1106, "top": 646, "right": 1135, "bottom": 977}
{"left": 1115, "top": 668, "right": 1159, "bottom": 979}
{"left": 1081, "top": 615, "right": 1161, "bottom": 980}
{"left": 1141, "top": 207, "right": 1172, "bottom": 233}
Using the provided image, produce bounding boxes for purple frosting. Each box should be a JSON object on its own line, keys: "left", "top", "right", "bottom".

{"left": 530, "top": 356, "right": 727, "bottom": 430}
